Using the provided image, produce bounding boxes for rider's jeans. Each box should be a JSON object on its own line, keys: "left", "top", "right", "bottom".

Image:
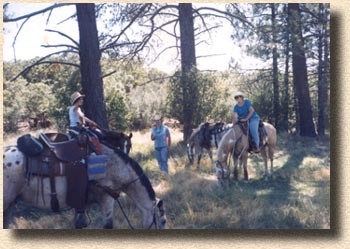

{"left": 249, "top": 118, "right": 260, "bottom": 148}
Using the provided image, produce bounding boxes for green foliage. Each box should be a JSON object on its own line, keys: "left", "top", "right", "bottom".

{"left": 104, "top": 88, "right": 128, "bottom": 130}
{"left": 3, "top": 79, "right": 26, "bottom": 132}
{"left": 166, "top": 70, "right": 233, "bottom": 127}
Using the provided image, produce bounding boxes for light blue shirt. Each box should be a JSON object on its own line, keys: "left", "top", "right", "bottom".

{"left": 151, "top": 125, "right": 170, "bottom": 148}
{"left": 233, "top": 99, "right": 259, "bottom": 120}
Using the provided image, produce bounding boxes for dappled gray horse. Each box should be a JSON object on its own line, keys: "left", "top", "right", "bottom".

{"left": 187, "top": 122, "right": 232, "bottom": 171}
{"left": 3, "top": 143, "right": 167, "bottom": 229}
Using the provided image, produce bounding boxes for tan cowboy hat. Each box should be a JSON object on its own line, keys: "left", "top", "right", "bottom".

{"left": 152, "top": 114, "right": 162, "bottom": 121}
{"left": 71, "top": 92, "right": 85, "bottom": 105}
{"left": 234, "top": 91, "right": 244, "bottom": 99}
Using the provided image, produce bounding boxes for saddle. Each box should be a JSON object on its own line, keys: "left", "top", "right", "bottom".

{"left": 39, "top": 133, "right": 85, "bottom": 162}
{"left": 200, "top": 122, "right": 225, "bottom": 148}
{"left": 237, "top": 120, "right": 267, "bottom": 152}
{"left": 21, "top": 132, "right": 90, "bottom": 212}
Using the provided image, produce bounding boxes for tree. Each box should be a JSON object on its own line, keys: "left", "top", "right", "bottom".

{"left": 288, "top": 3, "right": 317, "bottom": 137}
{"left": 316, "top": 3, "right": 329, "bottom": 136}
{"left": 4, "top": 3, "right": 109, "bottom": 129}
{"left": 271, "top": 3, "right": 280, "bottom": 130}
{"left": 179, "top": 3, "right": 197, "bottom": 140}
{"left": 76, "top": 3, "right": 108, "bottom": 129}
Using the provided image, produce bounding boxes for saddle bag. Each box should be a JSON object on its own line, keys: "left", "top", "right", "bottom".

{"left": 17, "top": 134, "right": 44, "bottom": 157}
{"left": 87, "top": 154, "right": 107, "bottom": 180}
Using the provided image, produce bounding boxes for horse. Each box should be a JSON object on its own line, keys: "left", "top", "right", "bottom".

{"left": 186, "top": 122, "right": 232, "bottom": 171}
{"left": 215, "top": 120, "right": 276, "bottom": 182}
{"left": 3, "top": 135, "right": 167, "bottom": 229}
{"left": 100, "top": 130, "right": 133, "bottom": 155}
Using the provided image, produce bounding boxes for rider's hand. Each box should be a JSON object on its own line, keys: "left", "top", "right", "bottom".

{"left": 240, "top": 118, "right": 248, "bottom": 122}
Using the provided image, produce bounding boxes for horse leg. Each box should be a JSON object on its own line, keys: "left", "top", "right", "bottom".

{"left": 3, "top": 206, "right": 12, "bottom": 229}
{"left": 268, "top": 145, "right": 275, "bottom": 175}
{"left": 243, "top": 152, "right": 249, "bottom": 181}
{"left": 260, "top": 145, "right": 269, "bottom": 177}
{"left": 196, "top": 147, "right": 202, "bottom": 172}
{"left": 207, "top": 149, "right": 215, "bottom": 172}
{"left": 233, "top": 156, "right": 239, "bottom": 180}
{"left": 98, "top": 193, "right": 116, "bottom": 229}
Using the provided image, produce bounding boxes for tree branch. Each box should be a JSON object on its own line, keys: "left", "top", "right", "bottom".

{"left": 11, "top": 50, "right": 79, "bottom": 81}
{"left": 4, "top": 3, "right": 74, "bottom": 22}
{"left": 102, "top": 70, "right": 117, "bottom": 79}
{"left": 41, "top": 44, "right": 79, "bottom": 51}
{"left": 195, "top": 6, "right": 254, "bottom": 28}
{"left": 45, "top": 29, "right": 79, "bottom": 48}
{"left": 101, "top": 3, "right": 152, "bottom": 53}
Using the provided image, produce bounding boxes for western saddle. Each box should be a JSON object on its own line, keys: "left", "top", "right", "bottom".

{"left": 39, "top": 132, "right": 86, "bottom": 162}
{"left": 25, "top": 132, "right": 90, "bottom": 213}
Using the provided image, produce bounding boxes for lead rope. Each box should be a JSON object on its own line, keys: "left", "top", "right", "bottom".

{"left": 116, "top": 198, "right": 135, "bottom": 229}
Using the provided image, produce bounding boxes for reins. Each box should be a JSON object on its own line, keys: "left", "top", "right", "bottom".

{"left": 94, "top": 173, "right": 158, "bottom": 229}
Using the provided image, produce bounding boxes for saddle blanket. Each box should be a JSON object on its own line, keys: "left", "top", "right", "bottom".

{"left": 87, "top": 154, "right": 107, "bottom": 180}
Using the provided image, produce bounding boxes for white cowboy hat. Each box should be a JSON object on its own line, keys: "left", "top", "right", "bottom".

{"left": 152, "top": 115, "right": 162, "bottom": 121}
{"left": 234, "top": 91, "right": 244, "bottom": 99}
{"left": 71, "top": 92, "right": 85, "bottom": 105}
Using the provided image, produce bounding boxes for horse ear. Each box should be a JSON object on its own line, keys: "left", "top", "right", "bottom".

{"left": 129, "top": 133, "right": 133, "bottom": 138}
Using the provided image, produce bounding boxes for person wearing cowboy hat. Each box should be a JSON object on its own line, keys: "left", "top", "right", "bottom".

{"left": 150, "top": 115, "right": 171, "bottom": 174}
{"left": 233, "top": 91, "right": 260, "bottom": 153}
{"left": 68, "top": 92, "right": 103, "bottom": 152}
{"left": 69, "top": 92, "right": 98, "bottom": 130}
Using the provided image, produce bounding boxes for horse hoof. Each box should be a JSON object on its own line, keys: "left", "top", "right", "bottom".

{"left": 103, "top": 221, "right": 113, "bottom": 229}
{"left": 75, "top": 213, "right": 88, "bottom": 229}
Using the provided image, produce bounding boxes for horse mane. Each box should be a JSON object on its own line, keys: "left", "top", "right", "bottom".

{"left": 113, "top": 149, "right": 156, "bottom": 201}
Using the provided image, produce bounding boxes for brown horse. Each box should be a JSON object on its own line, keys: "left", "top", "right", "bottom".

{"left": 100, "top": 129, "right": 133, "bottom": 155}
{"left": 3, "top": 133, "right": 166, "bottom": 229}
{"left": 215, "top": 121, "right": 276, "bottom": 182}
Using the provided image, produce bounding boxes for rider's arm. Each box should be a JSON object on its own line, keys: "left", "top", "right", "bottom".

{"left": 166, "top": 128, "right": 171, "bottom": 148}
{"left": 241, "top": 106, "right": 255, "bottom": 122}
{"left": 75, "top": 107, "right": 97, "bottom": 126}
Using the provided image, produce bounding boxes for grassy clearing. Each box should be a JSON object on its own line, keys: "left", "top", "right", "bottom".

{"left": 4, "top": 128, "right": 330, "bottom": 229}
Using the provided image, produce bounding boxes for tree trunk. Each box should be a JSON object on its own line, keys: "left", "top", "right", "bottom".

{"left": 179, "top": 3, "right": 197, "bottom": 140}
{"left": 317, "top": 3, "right": 325, "bottom": 136}
{"left": 323, "top": 5, "right": 330, "bottom": 131}
{"left": 288, "top": 3, "right": 316, "bottom": 137}
{"left": 271, "top": 3, "right": 280, "bottom": 131}
{"left": 281, "top": 5, "right": 290, "bottom": 132}
{"left": 76, "top": 3, "right": 108, "bottom": 129}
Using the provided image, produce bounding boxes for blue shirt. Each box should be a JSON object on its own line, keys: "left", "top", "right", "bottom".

{"left": 233, "top": 99, "right": 259, "bottom": 120}
{"left": 151, "top": 125, "right": 170, "bottom": 148}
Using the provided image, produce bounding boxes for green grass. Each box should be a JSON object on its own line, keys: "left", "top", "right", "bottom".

{"left": 4, "top": 129, "right": 330, "bottom": 229}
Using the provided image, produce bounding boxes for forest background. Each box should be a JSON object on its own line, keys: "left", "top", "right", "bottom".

{"left": 2, "top": 2, "right": 331, "bottom": 230}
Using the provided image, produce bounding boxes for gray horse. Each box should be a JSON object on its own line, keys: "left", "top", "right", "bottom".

{"left": 186, "top": 122, "right": 232, "bottom": 171}
{"left": 3, "top": 144, "right": 167, "bottom": 229}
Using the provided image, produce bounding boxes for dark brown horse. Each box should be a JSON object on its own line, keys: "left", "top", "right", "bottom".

{"left": 101, "top": 130, "right": 133, "bottom": 155}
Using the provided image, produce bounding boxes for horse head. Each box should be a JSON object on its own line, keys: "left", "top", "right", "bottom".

{"left": 121, "top": 132, "right": 133, "bottom": 155}
{"left": 102, "top": 130, "right": 133, "bottom": 155}
{"left": 215, "top": 160, "right": 230, "bottom": 181}
{"left": 153, "top": 198, "right": 167, "bottom": 229}
{"left": 186, "top": 142, "right": 194, "bottom": 165}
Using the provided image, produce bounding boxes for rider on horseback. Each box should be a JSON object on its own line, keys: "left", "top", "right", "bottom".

{"left": 69, "top": 92, "right": 103, "bottom": 154}
{"left": 68, "top": 91, "right": 103, "bottom": 228}
{"left": 232, "top": 91, "right": 260, "bottom": 153}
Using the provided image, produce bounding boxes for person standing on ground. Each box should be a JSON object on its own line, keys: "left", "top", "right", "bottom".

{"left": 151, "top": 115, "right": 171, "bottom": 174}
